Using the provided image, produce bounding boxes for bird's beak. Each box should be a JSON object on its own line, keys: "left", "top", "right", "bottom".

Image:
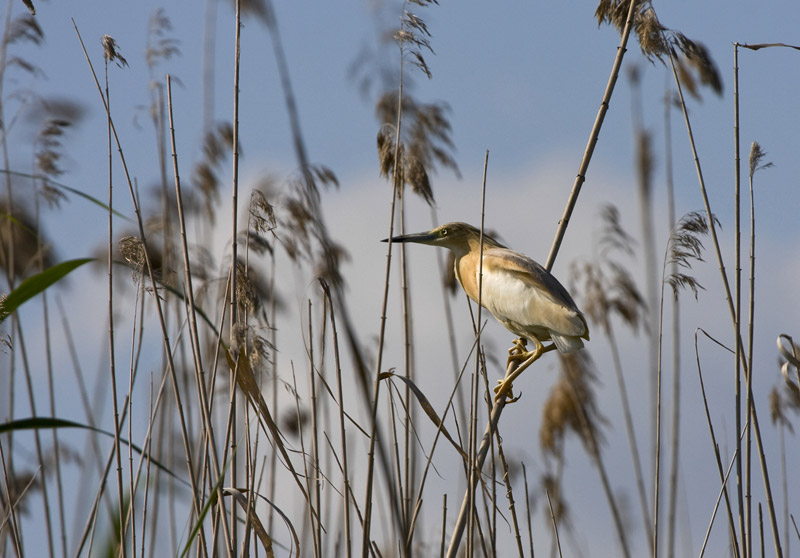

{"left": 381, "top": 230, "right": 438, "bottom": 245}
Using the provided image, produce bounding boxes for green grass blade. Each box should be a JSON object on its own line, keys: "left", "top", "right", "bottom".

{"left": 0, "top": 416, "right": 186, "bottom": 485}
{"left": 0, "top": 169, "right": 130, "bottom": 220}
{"left": 0, "top": 258, "right": 94, "bottom": 322}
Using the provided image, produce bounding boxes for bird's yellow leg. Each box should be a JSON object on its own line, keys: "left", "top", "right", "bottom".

{"left": 507, "top": 338, "right": 528, "bottom": 360}
{"left": 495, "top": 343, "right": 557, "bottom": 403}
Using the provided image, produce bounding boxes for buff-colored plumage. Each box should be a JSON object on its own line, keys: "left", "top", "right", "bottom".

{"left": 388, "top": 222, "right": 588, "bottom": 350}
{"left": 385, "top": 222, "right": 589, "bottom": 400}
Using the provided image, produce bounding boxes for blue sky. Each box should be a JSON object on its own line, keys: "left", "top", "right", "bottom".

{"left": 3, "top": 0, "right": 800, "bottom": 556}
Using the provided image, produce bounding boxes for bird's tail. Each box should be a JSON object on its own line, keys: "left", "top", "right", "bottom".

{"left": 551, "top": 334, "right": 584, "bottom": 354}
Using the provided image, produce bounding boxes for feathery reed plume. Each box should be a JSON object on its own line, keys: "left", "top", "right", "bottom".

{"left": 778, "top": 335, "right": 800, "bottom": 398}
{"left": 376, "top": 94, "right": 458, "bottom": 205}
{"left": 191, "top": 122, "right": 235, "bottom": 224}
{"left": 581, "top": 206, "right": 646, "bottom": 329}
{"left": 34, "top": 119, "right": 70, "bottom": 181}
{"left": 145, "top": 9, "right": 180, "bottom": 69}
{"left": 769, "top": 387, "right": 796, "bottom": 432}
{"left": 101, "top": 35, "right": 128, "bottom": 68}
{"left": 248, "top": 189, "right": 277, "bottom": 237}
{"left": 748, "top": 141, "right": 773, "bottom": 179}
{"left": 541, "top": 473, "right": 568, "bottom": 526}
{"left": 665, "top": 211, "right": 714, "bottom": 300}
{"left": 233, "top": 258, "right": 278, "bottom": 317}
{"left": 395, "top": 5, "right": 436, "bottom": 79}
{"left": 571, "top": 204, "right": 651, "bottom": 546}
{"left": 0, "top": 468, "right": 39, "bottom": 517}
{"left": 540, "top": 322, "right": 631, "bottom": 555}
{"left": 277, "top": 165, "right": 347, "bottom": 287}
{"left": 5, "top": 14, "right": 43, "bottom": 48}
{"left": 540, "top": 352, "right": 604, "bottom": 457}
{"left": 0, "top": 203, "right": 52, "bottom": 278}
{"left": 598, "top": 1, "right": 722, "bottom": 99}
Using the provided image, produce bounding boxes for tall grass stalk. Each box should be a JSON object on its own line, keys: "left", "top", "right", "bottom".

{"left": 698, "top": 431, "right": 741, "bottom": 558}
{"left": 167, "top": 73, "right": 235, "bottom": 557}
{"left": 747, "top": 140, "right": 772, "bottom": 558}
{"left": 445, "top": 368, "right": 510, "bottom": 558}
{"left": 362, "top": 15, "right": 406, "bottom": 556}
{"left": 308, "top": 300, "right": 323, "bottom": 557}
{"left": 732, "top": 43, "right": 748, "bottom": 558}
{"left": 0, "top": 439, "right": 22, "bottom": 556}
{"left": 546, "top": 488, "right": 563, "bottom": 558}
{"left": 466, "top": 150, "right": 489, "bottom": 558}
{"left": 74, "top": 21, "right": 214, "bottom": 555}
{"left": 319, "top": 279, "right": 353, "bottom": 558}
{"left": 545, "top": 0, "right": 638, "bottom": 271}
{"left": 694, "top": 329, "right": 741, "bottom": 557}
{"left": 228, "top": 2, "right": 243, "bottom": 552}
{"left": 397, "top": 191, "right": 417, "bottom": 555}
{"left": 0, "top": 13, "right": 18, "bottom": 548}
{"left": 668, "top": 48, "right": 783, "bottom": 557}
{"left": 101, "top": 38, "right": 127, "bottom": 558}
{"left": 663, "top": 80, "right": 682, "bottom": 558}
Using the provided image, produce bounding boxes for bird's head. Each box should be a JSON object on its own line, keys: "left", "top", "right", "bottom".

{"left": 382, "top": 222, "right": 503, "bottom": 256}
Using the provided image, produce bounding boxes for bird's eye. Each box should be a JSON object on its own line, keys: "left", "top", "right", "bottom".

{"left": 441, "top": 229, "right": 448, "bottom": 236}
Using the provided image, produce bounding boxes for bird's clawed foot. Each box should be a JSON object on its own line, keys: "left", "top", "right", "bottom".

{"left": 495, "top": 341, "right": 552, "bottom": 403}
{"left": 494, "top": 378, "right": 522, "bottom": 403}
{"left": 507, "top": 338, "right": 528, "bottom": 360}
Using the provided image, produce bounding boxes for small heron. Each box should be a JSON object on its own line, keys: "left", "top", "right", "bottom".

{"left": 384, "top": 222, "right": 589, "bottom": 401}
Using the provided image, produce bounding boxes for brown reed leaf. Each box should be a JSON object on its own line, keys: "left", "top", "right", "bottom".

{"left": 381, "top": 371, "right": 467, "bottom": 461}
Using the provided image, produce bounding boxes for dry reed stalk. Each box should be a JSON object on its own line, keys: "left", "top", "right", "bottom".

{"left": 694, "top": 329, "right": 741, "bottom": 558}
{"left": 228, "top": 2, "right": 243, "bottom": 553}
{"left": 732, "top": 43, "right": 748, "bottom": 558}
{"left": 445, "top": 363, "right": 511, "bottom": 558}
{"left": 669, "top": 47, "right": 783, "bottom": 558}
{"left": 0, "top": 440, "right": 23, "bottom": 557}
{"left": 74, "top": 21, "right": 217, "bottom": 555}
{"left": 698, "top": 433, "right": 741, "bottom": 558}
{"left": 545, "top": 0, "right": 638, "bottom": 271}
{"left": 361, "top": 7, "right": 408, "bottom": 553}
{"left": 522, "top": 463, "right": 535, "bottom": 558}
{"left": 662, "top": 81, "right": 682, "bottom": 558}
{"left": 746, "top": 141, "right": 772, "bottom": 558}
{"left": 308, "top": 300, "right": 323, "bottom": 557}
{"left": 101, "top": 47, "right": 124, "bottom": 551}
{"left": 546, "top": 489, "right": 563, "bottom": 558}
{"left": 166, "top": 73, "right": 235, "bottom": 557}
{"left": 319, "top": 279, "right": 353, "bottom": 558}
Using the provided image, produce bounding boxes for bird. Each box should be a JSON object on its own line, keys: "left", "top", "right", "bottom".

{"left": 384, "top": 222, "right": 589, "bottom": 401}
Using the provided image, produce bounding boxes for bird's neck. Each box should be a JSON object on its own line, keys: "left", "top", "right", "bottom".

{"left": 454, "top": 250, "right": 482, "bottom": 303}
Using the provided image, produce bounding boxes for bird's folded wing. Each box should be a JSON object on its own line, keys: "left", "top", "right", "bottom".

{"left": 481, "top": 248, "right": 586, "bottom": 336}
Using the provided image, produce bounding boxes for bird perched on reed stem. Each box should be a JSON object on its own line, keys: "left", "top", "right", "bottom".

{"left": 384, "top": 222, "right": 589, "bottom": 401}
